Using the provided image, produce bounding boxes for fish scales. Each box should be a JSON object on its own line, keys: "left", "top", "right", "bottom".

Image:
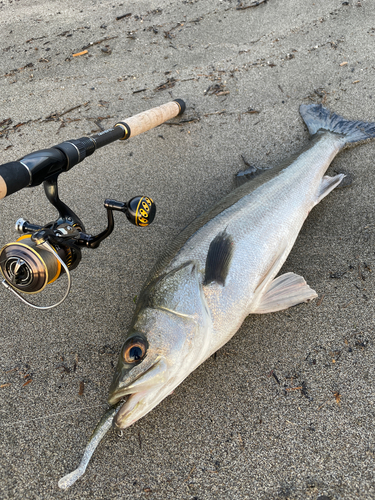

{"left": 59, "top": 103, "right": 375, "bottom": 489}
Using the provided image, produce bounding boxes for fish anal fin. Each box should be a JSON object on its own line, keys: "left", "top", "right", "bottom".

{"left": 316, "top": 174, "right": 345, "bottom": 204}
{"left": 204, "top": 230, "right": 234, "bottom": 286}
{"left": 252, "top": 272, "right": 318, "bottom": 314}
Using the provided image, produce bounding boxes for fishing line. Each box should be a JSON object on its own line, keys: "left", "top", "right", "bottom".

{"left": 0, "top": 403, "right": 108, "bottom": 428}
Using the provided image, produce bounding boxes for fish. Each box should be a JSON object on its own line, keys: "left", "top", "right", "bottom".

{"left": 59, "top": 104, "right": 375, "bottom": 488}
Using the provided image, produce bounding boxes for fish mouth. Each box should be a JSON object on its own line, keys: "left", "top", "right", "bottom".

{"left": 107, "top": 358, "right": 170, "bottom": 430}
{"left": 111, "top": 390, "right": 150, "bottom": 429}
{"left": 108, "top": 357, "right": 168, "bottom": 403}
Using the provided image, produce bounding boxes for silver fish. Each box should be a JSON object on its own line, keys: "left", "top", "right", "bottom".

{"left": 59, "top": 104, "right": 375, "bottom": 487}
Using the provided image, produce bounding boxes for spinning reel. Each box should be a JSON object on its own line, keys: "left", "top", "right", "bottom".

{"left": 0, "top": 99, "right": 185, "bottom": 309}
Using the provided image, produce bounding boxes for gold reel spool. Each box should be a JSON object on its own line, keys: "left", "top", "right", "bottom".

{"left": 0, "top": 235, "right": 62, "bottom": 294}
{"left": 0, "top": 236, "right": 72, "bottom": 310}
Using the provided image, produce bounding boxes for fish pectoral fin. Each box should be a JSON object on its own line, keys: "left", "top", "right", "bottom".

{"left": 251, "top": 272, "right": 318, "bottom": 314}
{"left": 315, "top": 174, "right": 346, "bottom": 204}
{"left": 204, "top": 230, "right": 234, "bottom": 286}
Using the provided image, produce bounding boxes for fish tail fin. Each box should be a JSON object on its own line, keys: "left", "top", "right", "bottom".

{"left": 299, "top": 104, "right": 375, "bottom": 145}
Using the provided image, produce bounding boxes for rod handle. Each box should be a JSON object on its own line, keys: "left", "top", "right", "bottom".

{"left": 115, "top": 99, "right": 185, "bottom": 140}
{"left": 0, "top": 161, "right": 31, "bottom": 199}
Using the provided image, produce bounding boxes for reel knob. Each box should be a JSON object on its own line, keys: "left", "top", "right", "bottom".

{"left": 125, "top": 196, "right": 156, "bottom": 227}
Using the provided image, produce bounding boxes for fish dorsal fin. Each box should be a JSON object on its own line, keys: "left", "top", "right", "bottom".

{"left": 152, "top": 261, "right": 202, "bottom": 318}
{"left": 235, "top": 165, "right": 267, "bottom": 187}
{"left": 204, "top": 230, "right": 234, "bottom": 286}
{"left": 251, "top": 272, "right": 318, "bottom": 314}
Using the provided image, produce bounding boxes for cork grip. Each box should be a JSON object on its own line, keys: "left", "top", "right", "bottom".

{"left": 0, "top": 176, "right": 6, "bottom": 199}
{"left": 116, "top": 100, "right": 184, "bottom": 139}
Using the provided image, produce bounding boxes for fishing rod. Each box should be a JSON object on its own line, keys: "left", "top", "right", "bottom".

{"left": 0, "top": 99, "right": 185, "bottom": 310}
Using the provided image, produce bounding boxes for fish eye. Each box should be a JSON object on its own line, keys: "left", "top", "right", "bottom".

{"left": 123, "top": 338, "right": 147, "bottom": 364}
